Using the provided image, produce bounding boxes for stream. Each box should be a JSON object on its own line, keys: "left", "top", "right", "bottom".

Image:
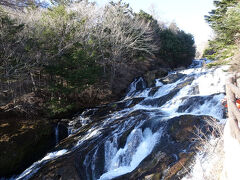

{"left": 15, "top": 60, "right": 229, "bottom": 180}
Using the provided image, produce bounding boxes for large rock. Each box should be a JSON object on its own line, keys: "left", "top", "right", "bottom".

{"left": 114, "top": 115, "right": 214, "bottom": 180}
{"left": 141, "top": 77, "right": 194, "bottom": 107}
{"left": 161, "top": 73, "right": 185, "bottom": 84}
{"left": 0, "top": 91, "right": 68, "bottom": 178}
{"left": 143, "top": 68, "right": 169, "bottom": 87}
{"left": 0, "top": 118, "right": 55, "bottom": 177}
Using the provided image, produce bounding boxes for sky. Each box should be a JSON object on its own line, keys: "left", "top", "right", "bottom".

{"left": 90, "top": 0, "right": 215, "bottom": 48}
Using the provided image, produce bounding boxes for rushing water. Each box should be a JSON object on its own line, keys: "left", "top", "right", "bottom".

{"left": 15, "top": 60, "right": 229, "bottom": 180}
{"left": 55, "top": 123, "right": 60, "bottom": 145}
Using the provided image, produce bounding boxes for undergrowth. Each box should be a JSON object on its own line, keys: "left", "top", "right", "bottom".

{"left": 182, "top": 117, "right": 224, "bottom": 180}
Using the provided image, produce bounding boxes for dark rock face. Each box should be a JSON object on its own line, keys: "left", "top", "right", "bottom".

{"left": 143, "top": 68, "right": 169, "bottom": 87}
{"left": 0, "top": 91, "right": 59, "bottom": 177}
{"left": 177, "top": 94, "right": 222, "bottom": 113}
{"left": 141, "top": 76, "right": 194, "bottom": 107}
{"left": 148, "top": 86, "right": 161, "bottom": 97}
{"left": 0, "top": 118, "right": 55, "bottom": 177}
{"left": 56, "top": 121, "right": 69, "bottom": 144}
{"left": 142, "top": 89, "right": 180, "bottom": 107}
{"left": 27, "top": 115, "right": 216, "bottom": 180}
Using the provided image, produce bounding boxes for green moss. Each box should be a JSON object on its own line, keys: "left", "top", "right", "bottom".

{"left": 206, "top": 60, "right": 229, "bottom": 68}
{"left": 111, "top": 103, "right": 117, "bottom": 108}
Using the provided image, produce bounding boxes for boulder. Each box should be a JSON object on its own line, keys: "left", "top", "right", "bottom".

{"left": 160, "top": 73, "right": 185, "bottom": 84}
{"left": 143, "top": 68, "right": 168, "bottom": 87}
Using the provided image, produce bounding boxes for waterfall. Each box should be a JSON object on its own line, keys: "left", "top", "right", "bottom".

{"left": 55, "top": 123, "right": 60, "bottom": 145}
{"left": 99, "top": 128, "right": 163, "bottom": 180}
{"left": 125, "top": 77, "right": 147, "bottom": 98}
{"left": 15, "top": 59, "right": 230, "bottom": 180}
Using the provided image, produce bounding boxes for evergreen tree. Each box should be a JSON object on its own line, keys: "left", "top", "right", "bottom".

{"left": 203, "top": 0, "right": 240, "bottom": 60}
{"left": 205, "top": 0, "right": 238, "bottom": 43}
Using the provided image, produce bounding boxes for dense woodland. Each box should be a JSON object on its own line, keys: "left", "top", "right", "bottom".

{"left": 0, "top": 0, "right": 196, "bottom": 115}
{"left": 204, "top": 0, "right": 240, "bottom": 66}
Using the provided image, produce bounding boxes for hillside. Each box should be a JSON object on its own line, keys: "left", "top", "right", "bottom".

{"left": 0, "top": 0, "right": 197, "bottom": 178}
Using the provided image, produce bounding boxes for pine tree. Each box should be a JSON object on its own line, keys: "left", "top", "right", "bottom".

{"left": 205, "top": 0, "right": 238, "bottom": 43}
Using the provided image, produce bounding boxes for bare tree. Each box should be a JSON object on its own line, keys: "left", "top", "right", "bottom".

{"left": 0, "top": 0, "right": 48, "bottom": 9}
{"left": 0, "top": 0, "right": 159, "bottom": 98}
{"left": 94, "top": 2, "right": 158, "bottom": 82}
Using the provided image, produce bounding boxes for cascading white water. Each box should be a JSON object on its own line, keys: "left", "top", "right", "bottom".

{"left": 94, "top": 60, "right": 229, "bottom": 180}
{"left": 125, "top": 77, "right": 147, "bottom": 98}
{"left": 15, "top": 59, "right": 230, "bottom": 180}
{"left": 99, "top": 128, "right": 162, "bottom": 180}
{"left": 16, "top": 150, "right": 68, "bottom": 180}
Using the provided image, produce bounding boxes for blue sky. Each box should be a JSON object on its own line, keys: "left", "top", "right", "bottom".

{"left": 90, "top": 0, "right": 215, "bottom": 47}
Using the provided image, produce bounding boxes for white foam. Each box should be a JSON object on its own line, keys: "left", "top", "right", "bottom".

{"left": 125, "top": 77, "right": 146, "bottom": 98}
{"left": 155, "top": 79, "right": 164, "bottom": 87}
{"left": 16, "top": 149, "right": 68, "bottom": 180}
{"left": 99, "top": 128, "right": 162, "bottom": 180}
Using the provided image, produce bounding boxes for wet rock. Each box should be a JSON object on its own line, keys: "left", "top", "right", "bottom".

{"left": 144, "top": 77, "right": 194, "bottom": 103}
{"left": 29, "top": 155, "right": 82, "bottom": 180}
{"left": 148, "top": 87, "right": 161, "bottom": 97}
{"left": 71, "top": 119, "right": 82, "bottom": 130}
{"left": 190, "top": 85, "right": 199, "bottom": 95}
{"left": 114, "top": 151, "right": 171, "bottom": 180}
{"left": 127, "top": 98, "right": 145, "bottom": 108}
{"left": 142, "top": 77, "right": 194, "bottom": 107}
{"left": 141, "top": 89, "right": 180, "bottom": 107}
{"left": 163, "top": 152, "right": 195, "bottom": 180}
{"left": 167, "top": 115, "right": 203, "bottom": 143}
{"left": 143, "top": 173, "right": 161, "bottom": 180}
{"left": 177, "top": 94, "right": 222, "bottom": 113}
{"left": 174, "top": 77, "right": 194, "bottom": 89}
{"left": 88, "top": 98, "right": 144, "bottom": 120}
{"left": 161, "top": 73, "right": 185, "bottom": 84}
{"left": 135, "top": 78, "right": 147, "bottom": 91}
{"left": 118, "top": 126, "right": 136, "bottom": 149}
{"left": 144, "top": 69, "right": 168, "bottom": 87}
{"left": 56, "top": 121, "right": 68, "bottom": 144}
{"left": 173, "top": 66, "right": 185, "bottom": 71}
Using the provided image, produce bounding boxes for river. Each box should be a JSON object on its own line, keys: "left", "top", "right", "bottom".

{"left": 16, "top": 60, "right": 229, "bottom": 180}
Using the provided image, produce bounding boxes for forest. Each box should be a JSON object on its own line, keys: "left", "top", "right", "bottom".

{"left": 0, "top": 0, "right": 196, "bottom": 116}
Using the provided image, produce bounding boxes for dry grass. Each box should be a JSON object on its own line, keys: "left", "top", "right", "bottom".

{"left": 183, "top": 117, "right": 225, "bottom": 180}
{"left": 197, "top": 118, "right": 224, "bottom": 180}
